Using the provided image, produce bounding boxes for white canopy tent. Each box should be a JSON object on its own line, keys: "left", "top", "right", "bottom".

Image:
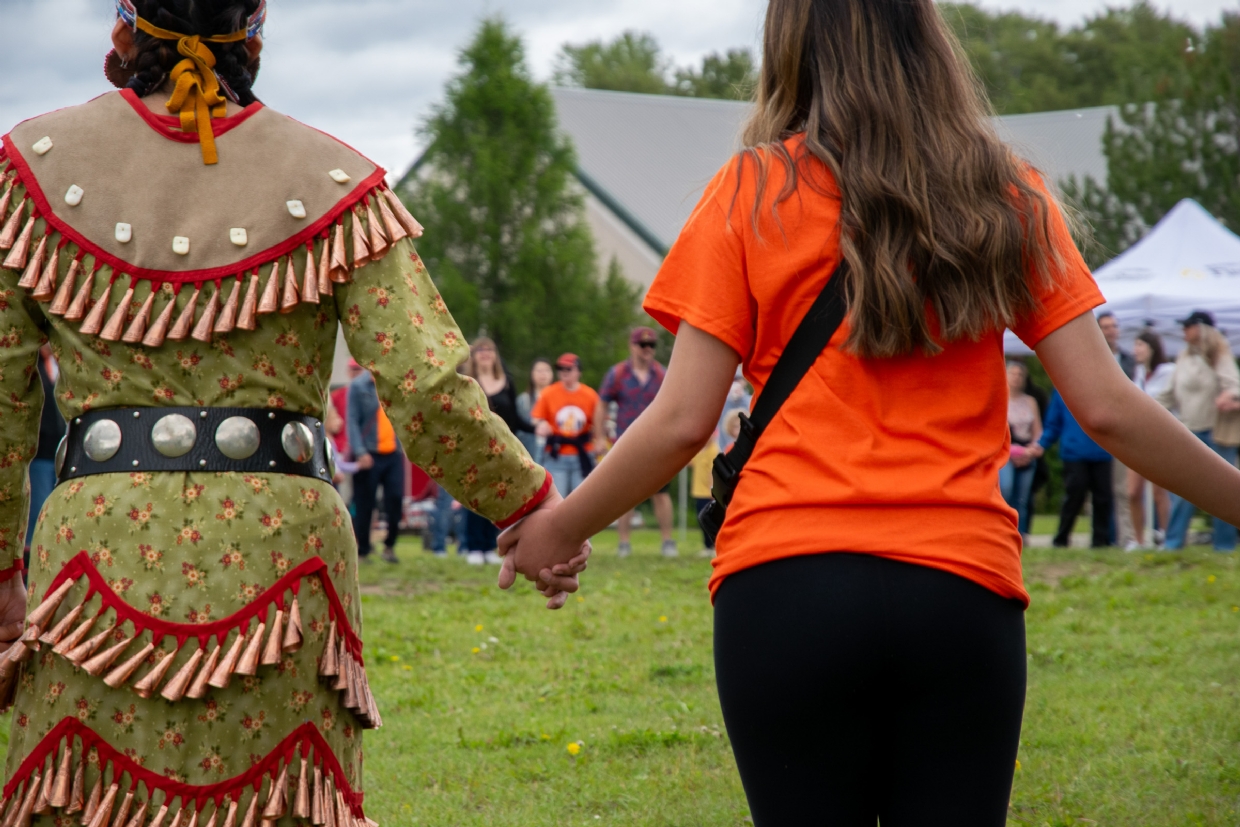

{"left": 1006, "top": 199, "right": 1240, "bottom": 355}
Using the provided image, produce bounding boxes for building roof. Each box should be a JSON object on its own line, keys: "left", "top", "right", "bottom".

{"left": 550, "top": 86, "right": 1115, "bottom": 256}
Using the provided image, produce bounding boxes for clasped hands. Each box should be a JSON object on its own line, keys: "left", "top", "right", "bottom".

{"left": 497, "top": 485, "right": 590, "bottom": 610}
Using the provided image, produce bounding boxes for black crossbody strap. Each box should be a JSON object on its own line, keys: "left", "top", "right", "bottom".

{"left": 727, "top": 260, "right": 850, "bottom": 469}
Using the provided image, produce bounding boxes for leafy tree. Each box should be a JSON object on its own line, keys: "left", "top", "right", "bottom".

{"left": 673, "top": 49, "right": 757, "bottom": 100}
{"left": 1059, "top": 12, "right": 1239, "bottom": 264}
{"left": 939, "top": 1, "right": 1195, "bottom": 115}
{"left": 400, "top": 17, "right": 638, "bottom": 385}
{"left": 552, "top": 31, "right": 669, "bottom": 95}
{"left": 555, "top": 32, "right": 756, "bottom": 101}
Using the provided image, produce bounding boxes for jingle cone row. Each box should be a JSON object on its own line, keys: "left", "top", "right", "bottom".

{"left": 4, "top": 559, "right": 379, "bottom": 728}
{"left": 0, "top": 726, "right": 378, "bottom": 827}
{"left": 0, "top": 166, "right": 423, "bottom": 348}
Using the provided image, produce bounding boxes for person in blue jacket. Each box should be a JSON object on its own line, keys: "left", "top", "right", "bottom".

{"left": 1031, "top": 390, "right": 1114, "bottom": 547}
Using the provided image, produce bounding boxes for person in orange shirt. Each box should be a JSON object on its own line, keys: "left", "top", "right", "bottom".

{"left": 347, "top": 365, "right": 405, "bottom": 564}
{"left": 531, "top": 354, "right": 606, "bottom": 495}
{"left": 500, "top": 1, "right": 1240, "bottom": 823}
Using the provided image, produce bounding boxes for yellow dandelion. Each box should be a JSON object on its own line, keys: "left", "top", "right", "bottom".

{"left": 540, "top": 733, "right": 551, "bottom": 741}
{"left": 389, "top": 655, "right": 401, "bottom": 662}
{"left": 1014, "top": 759, "right": 1021, "bottom": 771}
{"left": 471, "top": 647, "right": 480, "bottom": 654}
{"left": 402, "top": 664, "right": 413, "bottom": 671}
{"left": 1232, "top": 606, "right": 1239, "bottom": 613}
{"left": 475, "top": 624, "right": 484, "bottom": 632}
{"left": 577, "top": 595, "right": 585, "bottom": 603}
{"left": 658, "top": 616, "right": 668, "bottom": 623}
{"left": 1207, "top": 575, "right": 1217, "bottom": 584}
{"left": 566, "top": 742, "right": 581, "bottom": 756}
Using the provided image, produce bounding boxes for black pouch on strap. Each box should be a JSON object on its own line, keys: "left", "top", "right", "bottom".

{"left": 698, "top": 261, "right": 849, "bottom": 546}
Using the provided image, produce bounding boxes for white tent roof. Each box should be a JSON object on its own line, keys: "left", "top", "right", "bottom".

{"left": 1095, "top": 199, "right": 1240, "bottom": 352}
{"left": 1006, "top": 199, "right": 1240, "bottom": 354}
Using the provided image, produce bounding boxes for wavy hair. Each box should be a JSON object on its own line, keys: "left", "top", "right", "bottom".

{"left": 741, "top": 0, "right": 1063, "bottom": 358}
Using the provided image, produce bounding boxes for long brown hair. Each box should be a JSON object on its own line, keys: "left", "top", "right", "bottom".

{"left": 741, "top": 0, "right": 1062, "bottom": 358}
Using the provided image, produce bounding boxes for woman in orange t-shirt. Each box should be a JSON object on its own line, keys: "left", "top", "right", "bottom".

{"left": 499, "top": 1, "right": 1240, "bottom": 823}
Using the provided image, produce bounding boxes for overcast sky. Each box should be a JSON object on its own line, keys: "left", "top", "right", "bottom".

{"left": 2, "top": 0, "right": 1235, "bottom": 178}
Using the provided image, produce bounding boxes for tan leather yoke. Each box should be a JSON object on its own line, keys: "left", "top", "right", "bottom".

{"left": 3, "top": 92, "right": 383, "bottom": 281}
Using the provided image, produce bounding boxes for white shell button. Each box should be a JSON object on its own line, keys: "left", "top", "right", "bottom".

{"left": 32, "top": 137, "right": 53, "bottom": 156}
{"left": 64, "top": 185, "right": 84, "bottom": 206}
{"left": 286, "top": 200, "right": 307, "bottom": 219}
{"left": 115, "top": 223, "right": 132, "bottom": 244}
{"left": 172, "top": 236, "right": 190, "bottom": 256}
{"left": 328, "top": 169, "right": 351, "bottom": 184}
{"left": 230, "top": 228, "right": 248, "bottom": 247}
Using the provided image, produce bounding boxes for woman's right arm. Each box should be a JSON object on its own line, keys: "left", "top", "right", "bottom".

{"left": 1036, "top": 313, "right": 1240, "bottom": 524}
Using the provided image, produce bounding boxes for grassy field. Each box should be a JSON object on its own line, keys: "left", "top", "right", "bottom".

{"left": 3, "top": 529, "right": 1238, "bottom": 825}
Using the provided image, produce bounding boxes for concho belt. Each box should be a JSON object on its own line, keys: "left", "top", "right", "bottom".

{"left": 57, "top": 406, "right": 336, "bottom": 483}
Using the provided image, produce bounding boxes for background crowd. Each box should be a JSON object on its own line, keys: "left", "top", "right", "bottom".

{"left": 17, "top": 310, "right": 1239, "bottom": 566}
{"left": 1005, "top": 310, "right": 1240, "bottom": 553}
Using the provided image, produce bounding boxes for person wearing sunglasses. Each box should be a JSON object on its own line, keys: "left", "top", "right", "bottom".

{"left": 598, "top": 328, "right": 678, "bottom": 557}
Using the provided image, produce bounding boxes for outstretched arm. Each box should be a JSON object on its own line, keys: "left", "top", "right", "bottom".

{"left": 498, "top": 324, "right": 738, "bottom": 571}
{"left": 1036, "top": 312, "right": 1240, "bottom": 524}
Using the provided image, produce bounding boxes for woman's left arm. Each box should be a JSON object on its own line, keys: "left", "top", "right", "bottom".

{"left": 498, "top": 324, "right": 738, "bottom": 581}
{"left": 1029, "top": 397, "right": 1043, "bottom": 444}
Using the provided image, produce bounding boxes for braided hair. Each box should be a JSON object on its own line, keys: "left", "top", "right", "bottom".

{"left": 126, "top": 0, "right": 262, "bottom": 106}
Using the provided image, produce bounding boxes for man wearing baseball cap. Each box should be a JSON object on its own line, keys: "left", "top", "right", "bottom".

{"left": 599, "top": 327, "right": 678, "bottom": 558}
{"left": 532, "top": 354, "right": 605, "bottom": 496}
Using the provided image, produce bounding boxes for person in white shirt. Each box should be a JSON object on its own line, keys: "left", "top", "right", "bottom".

{"left": 1127, "top": 331, "right": 1175, "bottom": 548}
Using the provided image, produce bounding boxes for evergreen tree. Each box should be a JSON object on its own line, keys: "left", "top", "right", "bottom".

{"left": 400, "top": 17, "right": 638, "bottom": 385}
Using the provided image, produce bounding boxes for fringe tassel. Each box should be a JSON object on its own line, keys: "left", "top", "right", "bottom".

{"left": 0, "top": 201, "right": 31, "bottom": 255}
{"left": 31, "top": 242, "right": 60, "bottom": 301}
{"left": 301, "top": 243, "right": 319, "bottom": 305}
{"left": 0, "top": 723, "right": 376, "bottom": 827}
{"left": 122, "top": 290, "right": 156, "bottom": 345}
{"left": 317, "top": 240, "right": 334, "bottom": 298}
{"left": 214, "top": 277, "right": 242, "bottom": 334}
{"left": 98, "top": 285, "right": 135, "bottom": 342}
{"left": 349, "top": 208, "right": 371, "bottom": 269}
{"left": 257, "top": 262, "right": 280, "bottom": 315}
{"left": 329, "top": 224, "right": 349, "bottom": 283}
{"left": 279, "top": 259, "right": 300, "bottom": 313}
{"left": 364, "top": 203, "right": 389, "bottom": 260}
{"left": 78, "top": 278, "right": 114, "bottom": 337}
{"left": 190, "top": 285, "right": 220, "bottom": 342}
{"left": 16, "top": 233, "right": 47, "bottom": 290}
{"left": 167, "top": 287, "right": 200, "bottom": 342}
{"left": 20, "top": 557, "right": 379, "bottom": 727}
{"left": 382, "top": 187, "right": 424, "bottom": 238}
{"left": 237, "top": 273, "right": 260, "bottom": 331}
{"left": 49, "top": 256, "right": 81, "bottom": 316}
{"left": 142, "top": 290, "right": 176, "bottom": 348}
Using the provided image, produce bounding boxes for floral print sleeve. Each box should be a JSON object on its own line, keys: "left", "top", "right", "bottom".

{"left": 334, "top": 233, "right": 549, "bottom": 525}
{"left": 0, "top": 256, "right": 48, "bottom": 573}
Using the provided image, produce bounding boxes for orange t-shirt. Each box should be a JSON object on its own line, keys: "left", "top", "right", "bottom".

{"left": 643, "top": 136, "right": 1104, "bottom": 606}
{"left": 531, "top": 382, "right": 600, "bottom": 456}
{"left": 375, "top": 407, "right": 397, "bottom": 455}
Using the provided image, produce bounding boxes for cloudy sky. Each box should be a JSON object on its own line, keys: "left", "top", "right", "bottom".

{"left": 2, "top": 0, "right": 1235, "bottom": 178}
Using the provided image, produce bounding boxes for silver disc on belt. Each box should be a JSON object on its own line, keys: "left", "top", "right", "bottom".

{"left": 324, "top": 438, "right": 337, "bottom": 477}
{"left": 151, "top": 414, "right": 197, "bottom": 458}
{"left": 215, "top": 416, "right": 261, "bottom": 460}
{"left": 54, "top": 436, "right": 68, "bottom": 477}
{"left": 281, "top": 421, "right": 315, "bottom": 463}
{"left": 83, "top": 419, "right": 122, "bottom": 462}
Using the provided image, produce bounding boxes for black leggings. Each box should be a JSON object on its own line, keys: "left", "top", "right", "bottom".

{"left": 714, "top": 553, "right": 1026, "bottom": 827}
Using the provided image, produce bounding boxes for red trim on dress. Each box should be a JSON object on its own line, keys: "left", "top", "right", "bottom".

{"left": 2, "top": 718, "right": 364, "bottom": 814}
{"left": 119, "top": 89, "right": 264, "bottom": 142}
{"left": 0, "top": 559, "right": 24, "bottom": 583}
{"left": 494, "top": 472, "right": 552, "bottom": 530}
{"left": 43, "top": 551, "right": 364, "bottom": 661}
{"left": 0, "top": 136, "right": 387, "bottom": 286}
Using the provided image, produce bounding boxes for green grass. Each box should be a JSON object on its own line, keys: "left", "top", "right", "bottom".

{"left": 4, "top": 530, "right": 1238, "bottom": 825}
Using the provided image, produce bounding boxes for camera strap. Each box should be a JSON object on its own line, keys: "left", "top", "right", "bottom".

{"left": 729, "top": 259, "right": 849, "bottom": 467}
{"left": 700, "top": 259, "right": 849, "bottom": 543}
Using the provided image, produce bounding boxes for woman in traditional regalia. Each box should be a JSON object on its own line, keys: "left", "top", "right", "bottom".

{"left": 0, "top": 2, "right": 581, "bottom": 825}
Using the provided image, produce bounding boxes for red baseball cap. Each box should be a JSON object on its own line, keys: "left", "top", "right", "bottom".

{"left": 630, "top": 327, "right": 658, "bottom": 345}
{"left": 555, "top": 353, "right": 580, "bottom": 369}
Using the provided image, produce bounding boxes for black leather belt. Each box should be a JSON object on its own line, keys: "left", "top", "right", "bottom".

{"left": 58, "top": 407, "right": 335, "bottom": 483}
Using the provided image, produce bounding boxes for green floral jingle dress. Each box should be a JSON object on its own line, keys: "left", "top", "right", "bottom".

{"left": 0, "top": 91, "right": 548, "bottom": 827}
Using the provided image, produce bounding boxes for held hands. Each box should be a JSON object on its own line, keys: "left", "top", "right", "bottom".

{"left": 498, "top": 486, "right": 591, "bottom": 610}
{"left": 355, "top": 453, "right": 375, "bottom": 471}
